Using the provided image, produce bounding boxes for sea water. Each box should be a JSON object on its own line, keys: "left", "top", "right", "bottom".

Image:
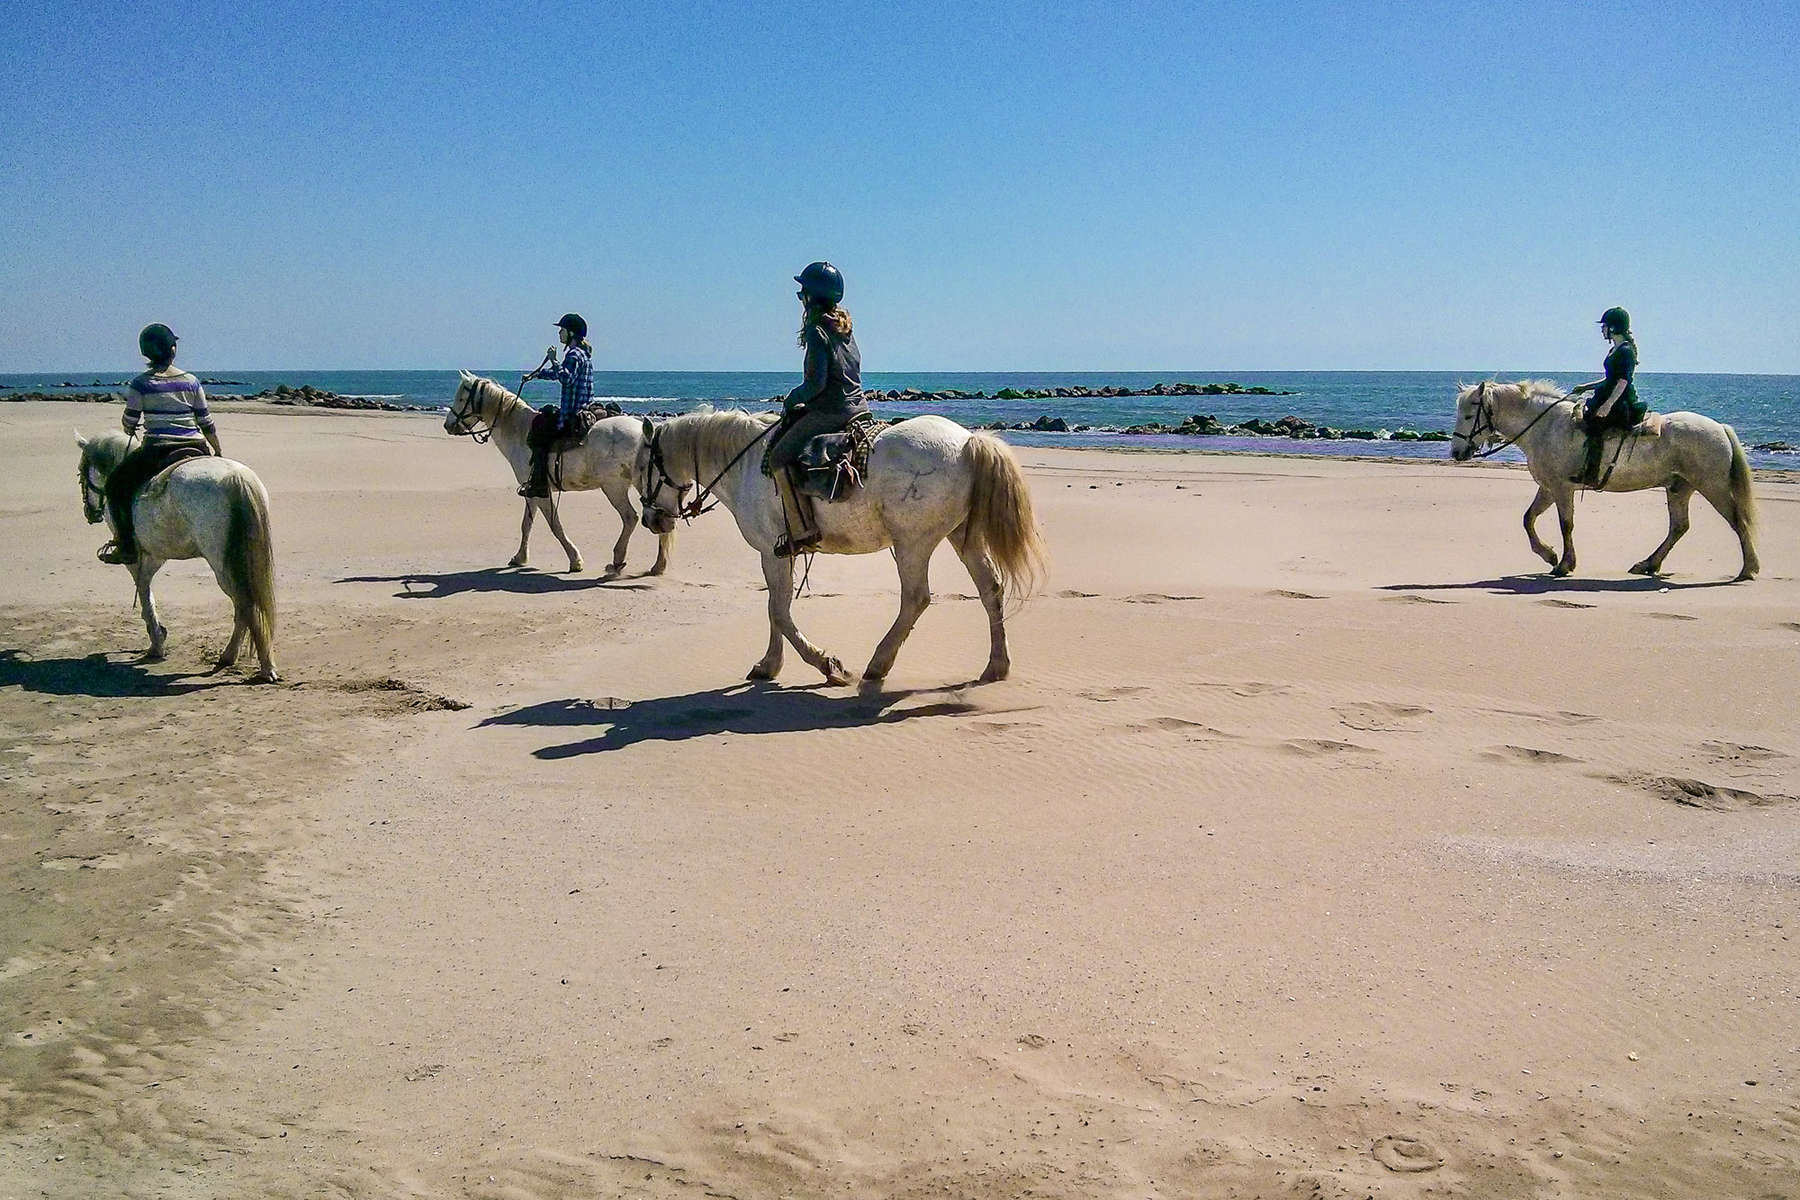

{"left": 6, "top": 370, "right": 1794, "bottom": 468}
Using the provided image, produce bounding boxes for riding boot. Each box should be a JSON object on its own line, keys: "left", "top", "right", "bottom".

{"left": 773, "top": 468, "right": 820, "bottom": 558}
{"left": 97, "top": 507, "right": 138, "bottom": 565}
{"left": 519, "top": 447, "right": 552, "bottom": 498}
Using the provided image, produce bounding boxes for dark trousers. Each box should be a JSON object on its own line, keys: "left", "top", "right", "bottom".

{"left": 105, "top": 438, "right": 208, "bottom": 550}
{"left": 527, "top": 405, "right": 563, "bottom": 450}
{"left": 768, "top": 407, "right": 864, "bottom": 473}
{"left": 1579, "top": 400, "right": 1646, "bottom": 484}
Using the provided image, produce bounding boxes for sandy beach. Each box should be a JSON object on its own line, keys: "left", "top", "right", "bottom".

{"left": 3, "top": 399, "right": 1797, "bottom": 1198}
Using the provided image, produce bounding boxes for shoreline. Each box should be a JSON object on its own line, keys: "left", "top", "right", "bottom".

{"left": 35, "top": 397, "right": 1800, "bottom": 479}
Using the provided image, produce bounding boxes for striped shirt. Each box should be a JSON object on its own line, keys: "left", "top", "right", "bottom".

{"left": 123, "top": 371, "right": 214, "bottom": 440}
{"left": 536, "top": 344, "right": 593, "bottom": 427}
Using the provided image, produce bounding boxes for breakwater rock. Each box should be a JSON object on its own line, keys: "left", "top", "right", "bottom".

{"left": 250, "top": 384, "right": 408, "bottom": 411}
{"left": 874, "top": 380, "right": 1296, "bottom": 403}
{"left": 1753, "top": 441, "right": 1795, "bottom": 453}
{"left": 981, "top": 411, "right": 1452, "bottom": 442}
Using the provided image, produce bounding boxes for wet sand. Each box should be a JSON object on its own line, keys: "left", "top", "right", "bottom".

{"left": 3, "top": 401, "right": 1798, "bottom": 1198}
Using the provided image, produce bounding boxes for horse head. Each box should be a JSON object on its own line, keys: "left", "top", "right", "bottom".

{"left": 74, "top": 430, "right": 120, "bottom": 524}
{"left": 1450, "top": 381, "right": 1493, "bottom": 461}
{"left": 635, "top": 417, "right": 689, "bottom": 536}
{"left": 444, "top": 371, "right": 487, "bottom": 437}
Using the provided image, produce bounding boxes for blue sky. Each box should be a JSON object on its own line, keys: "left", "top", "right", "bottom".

{"left": 2, "top": 1, "right": 1795, "bottom": 372}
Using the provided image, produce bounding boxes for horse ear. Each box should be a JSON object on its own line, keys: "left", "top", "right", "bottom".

{"left": 641, "top": 417, "right": 655, "bottom": 440}
{"left": 459, "top": 369, "right": 474, "bottom": 382}
{"left": 75, "top": 430, "right": 88, "bottom": 448}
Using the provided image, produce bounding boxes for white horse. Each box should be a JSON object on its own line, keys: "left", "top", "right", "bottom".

{"left": 1450, "top": 380, "right": 1759, "bottom": 580}
{"left": 76, "top": 431, "right": 279, "bottom": 681}
{"left": 637, "top": 411, "right": 1047, "bottom": 686}
{"left": 444, "top": 372, "right": 672, "bottom": 576}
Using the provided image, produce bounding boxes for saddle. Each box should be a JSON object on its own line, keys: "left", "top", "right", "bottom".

{"left": 794, "top": 413, "right": 878, "bottom": 502}
{"left": 548, "top": 402, "right": 623, "bottom": 453}
{"left": 142, "top": 442, "right": 211, "bottom": 486}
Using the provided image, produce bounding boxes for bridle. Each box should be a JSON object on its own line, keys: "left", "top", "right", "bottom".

{"left": 79, "top": 457, "right": 105, "bottom": 524}
{"left": 1453, "top": 381, "right": 1567, "bottom": 460}
{"left": 641, "top": 419, "right": 776, "bottom": 523}
{"left": 446, "top": 379, "right": 494, "bottom": 444}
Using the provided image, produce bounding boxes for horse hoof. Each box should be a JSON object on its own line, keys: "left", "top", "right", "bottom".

{"left": 647, "top": 564, "right": 668, "bottom": 577}
{"left": 979, "top": 663, "right": 1010, "bottom": 683}
{"left": 1735, "top": 571, "right": 1758, "bottom": 583}
{"left": 746, "top": 664, "right": 777, "bottom": 681}
{"left": 1550, "top": 564, "right": 1573, "bottom": 578}
{"left": 508, "top": 555, "right": 527, "bottom": 568}
{"left": 822, "top": 659, "right": 853, "bottom": 686}
{"left": 1628, "top": 561, "right": 1658, "bottom": 576}
{"left": 568, "top": 561, "right": 584, "bottom": 574}
{"left": 250, "top": 670, "right": 279, "bottom": 684}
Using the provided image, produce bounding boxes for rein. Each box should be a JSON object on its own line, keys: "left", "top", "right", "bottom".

{"left": 647, "top": 421, "right": 776, "bottom": 521}
{"left": 1458, "top": 383, "right": 1572, "bottom": 460}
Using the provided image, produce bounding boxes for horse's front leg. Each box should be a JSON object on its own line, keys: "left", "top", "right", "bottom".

{"left": 538, "top": 497, "right": 584, "bottom": 573}
{"left": 601, "top": 481, "right": 637, "bottom": 576}
{"left": 1632, "top": 481, "right": 1692, "bottom": 576}
{"left": 134, "top": 557, "right": 168, "bottom": 660}
{"left": 650, "top": 530, "right": 674, "bottom": 577}
{"left": 1550, "top": 487, "right": 1578, "bottom": 577}
{"left": 1522, "top": 486, "right": 1558, "bottom": 567}
{"left": 863, "top": 541, "right": 933, "bottom": 684}
{"left": 756, "top": 552, "right": 850, "bottom": 685}
{"left": 510, "top": 500, "right": 535, "bottom": 568}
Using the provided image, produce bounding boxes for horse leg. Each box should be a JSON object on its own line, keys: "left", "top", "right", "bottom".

{"left": 1693, "top": 472, "right": 1761, "bottom": 582}
{"left": 756, "top": 552, "right": 850, "bottom": 685}
{"left": 538, "top": 497, "right": 584, "bottom": 573}
{"left": 1522, "top": 486, "right": 1559, "bottom": 568}
{"left": 863, "top": 541, "right": 934, "bottom": 683}
{"left": 650, "top": 530, "right": 674, "bottom": 577}
{"left": 218, "top": 616, "right": 246, "bottom": 671}
{"left": 601, "top": 481, "right": 636, "bottom": 576}
{"left": 1550, "top": 488, "right": 1578, "bottom": 577}
{"left": 509, "top": 500, "right": 535, "bottom": 568}
{"left": 134, "top": 557, "right": 168, "bottom": 660}
{"left": 953, "top": 528, "right": 1010, "bottom": 682}
{"left": 1632, "top": 481, "right": 1693, "bottom": 576}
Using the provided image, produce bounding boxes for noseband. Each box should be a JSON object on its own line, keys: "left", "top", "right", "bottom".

{"left": 641, "top": 425, "right": 691, "bottom": 519}
{"left": 1455, "top": 381, "right": 1495, "bottom": 452}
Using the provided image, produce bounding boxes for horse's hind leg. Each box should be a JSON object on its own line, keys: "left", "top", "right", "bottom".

{"left": 601, "top": 481, "right": 637, "bottom": 576}
{"left": 755, "top": 552, "right": 849, "bottom": 685}
{"left": 134, "top": 558, "right": 168, "bottom": 660}
{"left": 1693, "top": 472, "right": 1760, "bottom": 582}
{"left": 510, "top": 500, "right": 535, "bottom": 567}
{"left": 217, "top": 617, "right": 247, "bottom": 671}
{"left": 953, "top": 528, "right": 1010, "bottom": 683}
{"left": 538, "top": 497, "right": 584, "bottom": 573}
{"left": 863, "top": 541, "right": 934, "bottom": 684}
{"left": 1522, "top": 487, "right": 1558, "bottom": 568}
{"left": 1632, "top": 481, "right": 1693, "bottom": 576}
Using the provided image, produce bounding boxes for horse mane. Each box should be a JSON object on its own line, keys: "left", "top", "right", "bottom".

{"left": 1513, "top": 379, "right": 1569, "bottom": 402}
{"left": 664, "top": 408, "right": 780, "bottom": 474}
{"left": 81, "top": 430, "right": 133, "bottom": 477}
{"left": 467, "top": 374, "right": 524, "bottom": 417}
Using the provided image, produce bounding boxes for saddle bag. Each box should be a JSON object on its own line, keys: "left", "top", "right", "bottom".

{"left": 795, "top": 414, "right": 877, "bottom": 502}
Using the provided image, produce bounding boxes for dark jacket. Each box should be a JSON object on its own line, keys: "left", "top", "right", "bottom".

{"left": 1586, "top": 340, "right": 1643, "bottom": 426}
{"left": 784, "top": 322, "right": 865, "bottom": 419}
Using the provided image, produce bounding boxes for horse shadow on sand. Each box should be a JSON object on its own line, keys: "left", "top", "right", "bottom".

{"left": 1380, "top": 573, "right": 1743, "bottom": 597}
{"left": 0, "top": 648, "right": 242, "bottom": 698}
{"left": 480, "top": 681, "right": 1012, "bottom": 758}
{"left": 336, "top": 567, "right": 655, "bottom": 599}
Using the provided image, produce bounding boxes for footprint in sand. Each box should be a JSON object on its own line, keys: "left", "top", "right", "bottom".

{"left": 1372, "top": 1135, "right": 1443, "bottom": 1173}
{"left": 1199, "top": 680, "right": 1292, "bottom": 698}
{"left": 1077, "top": 685, "right": 1151, "bottom": 702}
{"left": 1333, "top": 701, "right": 1431, "bottom": 732}
{"left": 1538, "top": 598, "right": 1596, "bottom": 610}
{"left": 1610, "top": 773, "right": 1795, "bottom": 812}
{"left": 1057, "top": 589, "right": 1100, "bottom": 599}
{"left": 967, "top": 720, "right": 1037, "bottom": 735}
{"left": 1781, "top": 622, "right": 1800, "bottom": 633}
{"left": 1127, "top": 717, "right": 1234, "bottom": 738}
{"left": 1124, "top": 593, "right": 1205, "bottom": 604}
{"left": 1280, "top": 738, "right": 1378, "bottom": 757}
{"left": 1646, "top": 611, "right": 1698, "bottom": 621}
{"left": 1483, "top": 744, "right": 1581, "bottom": 765}
{"left": 1699, "top": 740, "right": 1790, "bottom": 765}
{"left": 1381, "top": 593, "right": 1457, "bottom": 605}
{"left": 1269, "top": 589, "right": 1326, "bottom": 600}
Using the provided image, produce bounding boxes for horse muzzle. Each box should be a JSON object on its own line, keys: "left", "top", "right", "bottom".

{"left": 1451, "top": 443, "right": 1472, "bottom": 462}
{"left": 643, "top": 506, "right": 678, "bottom": 536}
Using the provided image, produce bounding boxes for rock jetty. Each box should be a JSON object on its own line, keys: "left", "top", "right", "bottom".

{"left": 0, "top": 383, "right": 409, "bottom": 411}
{"left": 982, "top": 411, "right": 1451, "bottom": 443}
{"left": 845, "top": 380, "right": 1295, "bottom": 403}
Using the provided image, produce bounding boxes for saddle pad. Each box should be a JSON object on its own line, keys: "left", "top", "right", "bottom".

{"left": 550, "top": 408, "right": 600, "bottom": 452}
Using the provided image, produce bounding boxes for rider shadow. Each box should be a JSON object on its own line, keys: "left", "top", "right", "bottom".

{"left": 0, "top": 648, "right": 227, "bottom": 698}
{"left": 480, "top": 682, "right": 994, "bottom": 758}
{"left": 335, "top": 568, "right": 655, "bottom": 599}
{"left": 1380, "top": 574, "right": 1740, "bottom": 596}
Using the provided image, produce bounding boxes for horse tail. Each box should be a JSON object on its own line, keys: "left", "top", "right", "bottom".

{"left": 1725, "top": 422, "right": 1759, "bottom": 543}
{"left": 961, "top": 433, "right": 1048, "bottom": 602}
{"left": 223, "top": 469, "right": 277, "bottom": 649}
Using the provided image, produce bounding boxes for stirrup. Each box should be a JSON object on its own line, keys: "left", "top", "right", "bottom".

{"left": 518, "top": 480, "right": 551, "bottom": 498}
{"left": 97, "top": 540, "right": 137, "bottom": 565}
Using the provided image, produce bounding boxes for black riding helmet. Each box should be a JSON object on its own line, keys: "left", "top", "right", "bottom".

{"left": 139, "top": 323, "right": 178, "bottom": 362}
{"left": 794, "top": 261, "right": 845, "bottom": 306}
{"left": 557, "top": 313, "right": 588, "bottom": 339}
{"left": 1598, "top": 307, "right": 1631, "bottom": 336}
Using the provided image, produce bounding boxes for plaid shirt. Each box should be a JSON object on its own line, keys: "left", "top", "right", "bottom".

{"left": 534, "top": 344, "right": 593, "bottom": 427}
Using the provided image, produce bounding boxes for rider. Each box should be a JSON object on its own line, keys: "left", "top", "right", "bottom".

{"left": 518, "top": 313, "right": 593, "bottom": 498}
{"left": 98, "top": 324, "right": 222, "bottom": 565}
{"left": 767, "top": 262, "right": 867, "bottom": 557}
{"left": 1567, "top": 306, "right": 1646, "bottom": 486}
